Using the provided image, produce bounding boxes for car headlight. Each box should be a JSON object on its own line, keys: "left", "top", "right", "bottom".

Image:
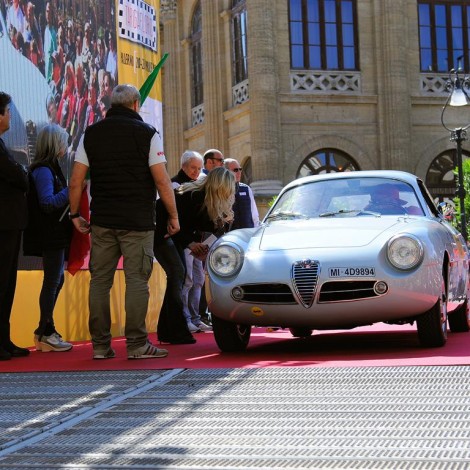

{"left": 387, "top": 234, "right": 423, "bottom": 270}
{"left": 209, "top": 242, "right": 243, "bottom": 277}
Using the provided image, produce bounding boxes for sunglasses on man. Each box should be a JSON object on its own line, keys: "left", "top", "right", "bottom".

{"left": 209, "top": 157, "right": 224, "bottom": 163}
{"left": 232, "top": 168, "right": 243, "bottom": 173}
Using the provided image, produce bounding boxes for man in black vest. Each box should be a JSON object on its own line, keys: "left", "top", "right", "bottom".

{"left": 69, "top": 84, "right": 179, "bottom": 360}
{"left": 0, "top": 92, "right": 30, "bottom": 360}
{"left": 224, "top": 158, "right": 259, "bottom": 229}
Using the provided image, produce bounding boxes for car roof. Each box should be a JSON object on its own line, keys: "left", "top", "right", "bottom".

{"left": 283, "top": 170, "right": 421, "bottom": 192}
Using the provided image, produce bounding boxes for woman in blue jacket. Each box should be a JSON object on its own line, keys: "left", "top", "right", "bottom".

{"left": 23, "top": 124, "right": 73, "bottom": 352}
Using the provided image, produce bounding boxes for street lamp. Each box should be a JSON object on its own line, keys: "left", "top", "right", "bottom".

{"left": 441, "top": 66, "right": 470, "bottom": 242}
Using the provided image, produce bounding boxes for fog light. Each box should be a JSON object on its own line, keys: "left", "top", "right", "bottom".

{"left": 232, "top": 286, "right": 244, "bottom": 300}
{"left": 374, "top": 281, "right": 388, "bottom": 295}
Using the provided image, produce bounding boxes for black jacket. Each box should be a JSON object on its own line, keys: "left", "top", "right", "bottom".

{"left": 23, "top": 163, "right": 72, "bottom": 256}
{"left": 155, "top": 189, "right": 219, "bottom": 248}
{"left": 0, "top": 138, "right": 28, "bottom": 231}
{"left": 171, "top": 169, "right": 194, "bottom": 185}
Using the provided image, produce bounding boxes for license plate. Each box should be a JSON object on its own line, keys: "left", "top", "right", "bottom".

{"left": 329, "top": 267, "right": 376, "bottom": 277}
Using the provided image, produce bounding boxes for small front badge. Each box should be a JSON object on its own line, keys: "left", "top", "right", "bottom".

{"left": 251, "top": 307, "right": 264, "bottom": 316}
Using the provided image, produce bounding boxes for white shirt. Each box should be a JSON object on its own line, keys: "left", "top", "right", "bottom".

{"left": 74, "top": 131, "right": 166, "bottom": 167}
{"left": 6, "top": 5, "right": 25, "bottom": 35}
{"left": 247, "top": 185, "right": 260, "bottom": 226}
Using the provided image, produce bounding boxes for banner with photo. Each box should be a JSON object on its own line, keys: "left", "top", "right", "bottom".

{"left": 117, "top": 0, "right": 162, "bottom": 132}
{"left": 0, "top": 0, "right": 162, "bottom": 270}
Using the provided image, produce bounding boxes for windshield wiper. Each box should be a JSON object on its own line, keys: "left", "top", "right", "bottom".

{"left": 319, "top": 209, "right": 357, "bottom": 217}
{"left": 319, "top": 209, "right": 381, "bottom": 217}
{"left": 266, "top": 211, "right": 309, "bottom": 221}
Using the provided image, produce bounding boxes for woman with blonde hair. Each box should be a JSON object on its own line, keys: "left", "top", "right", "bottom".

{"left": 154, "top": 167, "right": 235, "bottom": 344}
{"left": 23, "top": 124, "right": 73, "bottom": 353}
{"left": 174, "top": 166, "right": 235, "bottom": 253}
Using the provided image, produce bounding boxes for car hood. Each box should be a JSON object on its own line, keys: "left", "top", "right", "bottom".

{"left": 259, "top": 217, "right": 409, "bottom": 250}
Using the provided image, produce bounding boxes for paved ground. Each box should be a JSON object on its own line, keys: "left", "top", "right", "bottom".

{"left": 1, "top": 365, "right": 470, "bottom": 469}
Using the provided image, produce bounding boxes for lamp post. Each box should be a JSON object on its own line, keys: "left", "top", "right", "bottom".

{"left": 441, "top": 66, "right": 470, "bottom": 242}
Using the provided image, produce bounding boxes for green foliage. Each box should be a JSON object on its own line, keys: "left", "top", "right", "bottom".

{"left": 267, "top": 195, "right": 278, "bottom": 208}
{"left": 452, "top": 158, "right": 470, "bottom": 232}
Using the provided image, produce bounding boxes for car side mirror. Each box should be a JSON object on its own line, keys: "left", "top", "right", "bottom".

{"left": 438, "top": 201, "right": 455, "bottom": 221}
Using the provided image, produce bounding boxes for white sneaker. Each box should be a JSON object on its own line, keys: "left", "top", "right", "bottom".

{"left": 187, "top": 321, "right": 201, "bottom": 333}
{"left": 38, "top": 333, "right": 73, "bottom": 352}
{"left": 194, "top": 321, "right": 212, "bottom": 332}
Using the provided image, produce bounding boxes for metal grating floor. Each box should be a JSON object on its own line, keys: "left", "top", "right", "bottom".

{"left": 0, "top": 366, "right": 470, "bottom": 469}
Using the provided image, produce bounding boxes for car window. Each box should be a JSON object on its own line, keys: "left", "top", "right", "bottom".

{"left": 270, "top": 177, "right": 425, "bottom": 218}
{"left": 417, "top": 179, "right": 439, "bottom": 217}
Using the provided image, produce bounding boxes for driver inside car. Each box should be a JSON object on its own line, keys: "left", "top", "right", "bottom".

{"left": 364, "top": 184, "right": 413, "bottom": 215}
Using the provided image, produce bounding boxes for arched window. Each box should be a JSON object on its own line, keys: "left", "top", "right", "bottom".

{"left": 297, "top": 149, "right": 360, "bottom": 178}
{"left": 426, "top": 150, "right": 470, "bottom": 201}
{"left": 190, "top": 1, "right": 203, "bottom": 108}
{"left": 241, "top": 157, "right": 252, "bottom": 185}
{"left": 231, "top": 0, "right": 248, "bottom": 85}
{"left": 288, "top": 0, "right": 359, "bottom": 70}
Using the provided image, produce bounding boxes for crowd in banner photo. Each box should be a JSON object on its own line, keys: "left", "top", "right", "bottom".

{"left": 1, "top": 0, "right": 117, "bottom": 154}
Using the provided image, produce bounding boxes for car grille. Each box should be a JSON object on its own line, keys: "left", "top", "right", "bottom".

{"left": 318, "top": 280, "right": 380, "bottom": 302}
{"left": 234, "top": 283, "right": 297, "bottom": 304}
{"left": 291, "top": 260, "right": 320, "bottom": 308}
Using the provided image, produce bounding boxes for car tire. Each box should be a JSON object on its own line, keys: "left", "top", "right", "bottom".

{"left": 212, "top": 315, "right": 251, "bottom": 352}
{"left": 448, "top": 299, "right": 470, "bottom": 332}
{"left": 417, "top": 279, "right": 447, "bottom": 347}
{"left": 289, "top": 328, "right": 313, "bottom": 338}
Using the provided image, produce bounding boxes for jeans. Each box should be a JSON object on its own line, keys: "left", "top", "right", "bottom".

{"left": 182, "top": 249, "right": 204, "bottom": 325}
{"left": 88, "top": 225, "right": 154, "bottom": 352}
{"left": 153, "top": 238, "right": 192, "bottom": 341}
{"left": 34, "top": 247, "right": 65, "bottom": 337}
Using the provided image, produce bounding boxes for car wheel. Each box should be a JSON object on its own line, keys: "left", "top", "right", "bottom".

{"left": 289, "top": 328, "right": 313, "bottom": 338}
{"left": 448, "top": 299, "right": 470, "bottom": 332}
{"left": 417, "top": 279, "right": 447, "bottom": 347}
{"left": 212, "top": 315, "right": 251, "bottom": 352}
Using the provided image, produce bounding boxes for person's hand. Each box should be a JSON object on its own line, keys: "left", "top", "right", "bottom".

{"left": 188, "top": 242, "right": 209, "bottom": 260}
{"left": 72, "top": 216, "right": 90, "bottom": 234}
{"left": 166, "top": 216, "right": 180, "bottom": 237}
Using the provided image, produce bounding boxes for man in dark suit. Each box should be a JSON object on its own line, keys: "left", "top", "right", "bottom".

{"left": 0, "top": 92, "right": 30, "bottom": 360}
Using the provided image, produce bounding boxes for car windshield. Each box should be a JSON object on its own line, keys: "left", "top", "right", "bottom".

{"left": 268, "top": 177, "right": 425, "bottom": 219}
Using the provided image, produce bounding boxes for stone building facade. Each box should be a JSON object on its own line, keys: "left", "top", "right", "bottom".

{"left": 160, "top": 0, "right": 470, "bottom": 211}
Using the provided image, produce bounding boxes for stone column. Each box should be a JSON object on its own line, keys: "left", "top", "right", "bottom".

{"left": 201, "top": 0, "right": 225, "bottom": 150}
{"left": 246, "top": 0, "right": 283, "bottom": 197}
{"left": 374, "top": 0, "right": 412, "bottom": 170}
{"left": 160, "top": 0, "right": 184, "bottom": 175}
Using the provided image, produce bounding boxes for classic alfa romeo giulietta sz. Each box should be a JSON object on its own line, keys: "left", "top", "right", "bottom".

{"left": 206, "top": 171, "right": 470, "bottom": 351}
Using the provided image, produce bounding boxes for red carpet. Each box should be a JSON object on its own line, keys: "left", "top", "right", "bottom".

{"left": 1, "top": 324, "right": 469, "bottom": 373}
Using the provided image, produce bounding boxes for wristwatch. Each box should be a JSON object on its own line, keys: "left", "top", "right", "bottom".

{"left": 69, "top": 212, "right": 80, "bottom": 219}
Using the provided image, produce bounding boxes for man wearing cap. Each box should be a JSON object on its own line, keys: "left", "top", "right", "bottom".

{"left": 365, "top": 184, "right": 409, "bottom": 215}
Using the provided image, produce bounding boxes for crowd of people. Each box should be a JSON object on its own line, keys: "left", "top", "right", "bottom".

{"left": 2, "top": 0, "right": 117, "bottom": 151}
{"left": 0, "top": 77, "right": 260, "bottom": 360}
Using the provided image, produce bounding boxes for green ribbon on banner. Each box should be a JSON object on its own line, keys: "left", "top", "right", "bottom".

{"left": 139, "top": 52, "right": 169, "bottom": 105}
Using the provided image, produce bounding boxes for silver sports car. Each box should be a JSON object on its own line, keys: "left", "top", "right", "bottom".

{"left": 206, "top": 170, "right": 470, "bottom": 351}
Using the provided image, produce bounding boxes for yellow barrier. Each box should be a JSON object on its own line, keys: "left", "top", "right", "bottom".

{"left": 11, "top": 264, "right": 166, "bottom": 348}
